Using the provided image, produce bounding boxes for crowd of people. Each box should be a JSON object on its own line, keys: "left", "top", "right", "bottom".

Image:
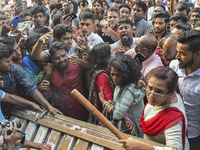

{"left": 0, "top": 0, "right": 199, "bottom": 149}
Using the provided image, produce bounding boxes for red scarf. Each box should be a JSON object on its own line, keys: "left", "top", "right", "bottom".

{"left": 140, "top": 104, "right": 186, "bottom": 149}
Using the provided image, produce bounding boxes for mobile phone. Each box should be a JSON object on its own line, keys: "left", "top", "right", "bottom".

{"left": 64, "top": 12, "right": 77, "bottom": 20}
{"left": 10, "top": 16, "right": 21, "bottom": 26}
{"left": 135, "top": 52, "right": 146, "bottom": 64}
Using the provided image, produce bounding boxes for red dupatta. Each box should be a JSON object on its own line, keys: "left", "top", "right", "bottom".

{"left": 140, "top": 103, "right": 186, "bottom": 149}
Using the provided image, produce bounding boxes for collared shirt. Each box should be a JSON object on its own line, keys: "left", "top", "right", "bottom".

{"left": 110, "top": 37, "right": 138, "bottom": 51}
{"left": 87, "top": 32, "right": 104, "bottom": 51}
{"left": 170, "top": 59, "right": 200, "bottom": 138}
{"left": 142, "top": 53, "right": 163, "bottom": 77}
{"left": 135, "top": 19, "right": 153, "bottom": 38}
{"left": 40, "top": 60, "right": 88, "bottom": 121}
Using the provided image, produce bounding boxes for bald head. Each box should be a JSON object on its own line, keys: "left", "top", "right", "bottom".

{"left": 163, "top": 35, "right": 177, "bottom": 61}
{"left": 139, "top": 34, "right": 158, "bottom": 52}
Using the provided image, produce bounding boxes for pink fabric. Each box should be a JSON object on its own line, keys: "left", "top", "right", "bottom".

{"left": 142, "top": 53, "right": 163, "bottom": 77}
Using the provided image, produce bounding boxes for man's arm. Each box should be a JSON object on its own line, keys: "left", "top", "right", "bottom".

{"left": 2, "top": 93, "right": 43, "bottom": 112}
{"left": 31, "top": 90, "right": 63, "bottom": 117}
{"left": 31, "top": 32, "right": 52, "bottom": 61}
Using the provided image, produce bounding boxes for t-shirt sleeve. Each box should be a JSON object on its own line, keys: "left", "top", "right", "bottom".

{"left": 0, "top": 90, "right": 5, "bottom": 102}
{"left": 96, "top": 73, "right": 113, "bottom": 101}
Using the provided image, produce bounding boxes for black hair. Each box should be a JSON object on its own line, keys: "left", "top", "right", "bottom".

{"left": 26, "top": 33, "right": 42, "bottom": 52}
{"left": 110, "top": 54, "right": 142, "bottom": 86}
{"left": 0, "top": 36, "right": 16, "bottom": 48}
{"left": 175, "top": 2, "right": 190, "bottom": 15}
{"left": 90, "top": 43, "right": 111, "bottom": 70}
{"left": 132, "top": 0, "right": 147, "bottom": 13}
{"left": 37, "top": 27, "right": 51, "bottom": 34}
{"left": 118, "top": 17, "right": 134, "bottom": 27}
{"left": 80, "top": 12, "right": 95, "bottom": 23}
{"left": 192, "top": 7, "right": 200, "bottom": 14}
{"left": 78, "top": 0, "right": 89, "bottom": 6}
{"left": 174, "top": 23, "right": 191, "bottom": 31}
{"left": 119, "top": 4, "right": 131, "bottom": 14}
{"left": 92, "top": 0, "right": 103, "bottom": 7}
{"left": 154, "top": 4, "right": 165, "bottom": 11}
{"left": 107, "top": 7, "right": 120, "bottom": 16}
{"left": 154, "top": 11, "right": 170, "bottom": 23}
{"left": 0, "top": 43, "right": 13, "bottom": 61}
{"left": 178, "top": 29, "right": 200, "bottom": 53}
{"left": 31, "top": 6, "right": 45, "bottom": 17}
{"left": 49, "top": 42, "right": 67, "bottom": 57}
{"left": 53, "top": 24, "right": 73, "bottom": 39}
{"left": 188, "top": 2, "right": 194, "bottom": 9}
{"left": 52, "top": 13, "right": 64, "bottom": 26}
{"left": 45, "top": 13, "right": 50, "bottom": 26}
{"left": 19, "top": 11, "right": 31, "bottom": 20}
{"left": 169, "top": 13, "right": 188, "bottom": 24}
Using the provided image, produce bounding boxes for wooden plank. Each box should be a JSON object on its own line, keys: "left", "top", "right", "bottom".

{"left": 57, "top": 134, "right": 75, "bottom": 150}
{"left": 32, "top": 125, "right": 48, "bottom": 143}
{"left": 46, "top": 129, "right": 61, "bottom": 150}
{"left": 24, "top": 121, "right": 37, "bottom": 141}
{"left": 11, "top": 107, "right": 165, "bottom": 148}
{"left": 90, "top": 144, "right": 104, "bottom": 150}
{"left": 74, "top": 139, "right": 89, "bottom": 150}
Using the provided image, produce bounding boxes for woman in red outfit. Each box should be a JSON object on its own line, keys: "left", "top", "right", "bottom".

{"left": 88, "top": 43, "right": 114, "bottom": 124}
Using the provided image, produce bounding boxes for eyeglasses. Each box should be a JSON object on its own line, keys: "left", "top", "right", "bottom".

{"left": 135, "top": 43, "right": 147, "bottom": 52}
{"left": 143, "top": 87, "right": 170, "bottom": 98}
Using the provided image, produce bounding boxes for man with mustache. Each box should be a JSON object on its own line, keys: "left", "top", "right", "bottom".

{"left": 39, "top": 42, "right": 88, "bottom": 121}
{"left": 111, "top": 18, "right": 137, "bottom": 54}
{"left": 153, "top": 12, "right": 170, "bottom": 41}
{"left": 170, "top": 30, "right": 200, "bottom": 150}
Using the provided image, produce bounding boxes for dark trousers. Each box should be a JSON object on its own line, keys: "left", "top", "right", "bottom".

{"left": 189, "top": 135, "right": 200, "bottom": 150}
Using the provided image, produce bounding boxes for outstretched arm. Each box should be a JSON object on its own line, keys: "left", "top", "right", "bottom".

{"left": 2, "top": 93, "right": 43, "bottom": 112}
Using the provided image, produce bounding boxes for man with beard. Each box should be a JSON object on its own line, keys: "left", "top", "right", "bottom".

{"left": 170, "top": 30, "right": 200, "bottom": 150}
{"left": 110, "top": 18, "right": 136, "bottom": 53}
{"left": 40, "top": 42, "right": 88, "bottom": 121}
{"left": 132, "top": 0, "right": 152, "bottom": 37}
{"left": 92, "top": 0, "right": 104, "bottom": 21}
{"left": 28, "top": 6, "right": 52, "bottom": 36}
{"left": 190, "top": 7, "right": 200, "bottom": 27}
{"left": 152, "top": 12, "right": 170, "bottom": 41}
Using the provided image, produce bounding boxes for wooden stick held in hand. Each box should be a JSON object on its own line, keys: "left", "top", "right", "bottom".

{"left": 71, "top": 89, "right": 127, "bottom": 140}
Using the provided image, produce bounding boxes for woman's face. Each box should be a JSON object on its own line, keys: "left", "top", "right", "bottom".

{"left": 146, "top": 76, "right": 171, "bottom": 107}
{"left": 110, "top": 67, "right": 122, "bottom": 86}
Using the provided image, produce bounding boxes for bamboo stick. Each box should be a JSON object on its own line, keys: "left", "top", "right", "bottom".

{"left": 71, "top": 89, "right": 127, "bottom": 140}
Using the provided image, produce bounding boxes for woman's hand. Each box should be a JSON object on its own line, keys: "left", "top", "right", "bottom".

{"left": 119, "top": 137, "right": 154, "bottom": 150}
{"left": 98, "top": 87, "right": 106, "bottom": 104}
{"left": 125, "top": 120, "right": 135, "bottom": 134}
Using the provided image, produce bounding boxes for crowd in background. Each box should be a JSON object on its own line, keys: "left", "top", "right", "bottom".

{"left": 0, "top": 0, "right": 200, "bottom": 149}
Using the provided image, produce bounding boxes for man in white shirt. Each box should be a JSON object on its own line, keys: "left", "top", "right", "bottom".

{"left": 170, "top": 30, "right": 200, "bottom": 150}
{"left": 78, "top": 12, "right": 104, "bottom": 52}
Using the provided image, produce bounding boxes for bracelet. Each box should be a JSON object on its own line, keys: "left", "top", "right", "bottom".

{"left": 102, "top": 100, "right": 111, "bottom": 108}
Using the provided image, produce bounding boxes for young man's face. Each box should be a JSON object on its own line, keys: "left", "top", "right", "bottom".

{"left": 79, "top": 19, "right": 94, "bottom": 36}
{"left": 12, "top": 42, "right": 22, "bottom": 62}
{"left": 56, "top": 32, "right": 73, "bottom": 51}
{"left": 120, "top": 7, "right": 130, "bottom": 19}
{"left": 170, "top": 20, "right": 183, "bottom": 32}
{"left": 154, "top": 18, "right": 166, "bottom": 33}
{"left": 107, "top": 11, "right": 119, "bottom": 30}
{"left": 33, "top": 12, "right": 46, "bottom": 27}
{"left": 0, "top": 55, "right": 13, "bottom": 73}
{"left": 132, "top": 4, "right": 144, "bottom": 23}
{"left": 51, "top": 50, "right": 68, "bottom": 70}
{"left": 190, "top": 12, "right": 200, "bottom": 25}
